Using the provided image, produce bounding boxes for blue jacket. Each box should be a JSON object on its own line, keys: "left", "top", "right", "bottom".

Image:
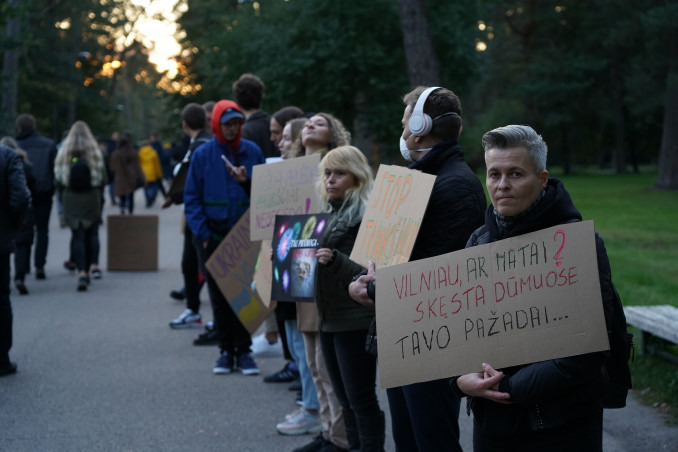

{"left": 184, "top": 137, "right": 264, "bottom": 241}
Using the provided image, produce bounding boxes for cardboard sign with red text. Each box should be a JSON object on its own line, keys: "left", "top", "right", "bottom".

{"left": 350, "top": 164, "right": 436, "bottom": 268}
{"left": 376, "top": 221, "right": 610, "bottom": 389}
{"left": 206, "top": 210, "right": 275, "bottom": 334}
{"left": 250, "top": 154, "right": 321, "bottom": 241}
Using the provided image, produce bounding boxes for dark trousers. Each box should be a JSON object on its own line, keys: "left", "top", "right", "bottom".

{"left": 33, "top": 196, "right": 53, "bottom": 270}
{"left": 193, "top": 235, "right": 251, "bottom": 354}
{"left": 13, "top": 243, "right": 30, "bottom": 282}
{"left": 320, "top": 330, "right": 383, "bottom": 449}
{"left": 71, "top": 223, "right": 98, "bottom": 273}
{"left": 387, "top": 379, "right": 462, "bottom": 452}
{"left": 182, "top": 226, "right": 203, "bottom": 313}
{"left": 473, "top": 410, "right": 603, "bottom": 452}
{"left": 119, "top": 194, "right": 135, "bottom": 214}
{"left": 0, "top": 253, "right": 13, "bottom": 366}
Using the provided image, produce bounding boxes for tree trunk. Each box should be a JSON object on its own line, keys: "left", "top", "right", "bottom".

{"left": 2, "top": 0, "right": 21, "bottom": 132}
{"left": 656, "top": 29, "right": 678, "bottom": 190}
{"left": 396, "top": 0, "right": 442, "bottom": 88}
{"left": 609, "top": 45, "right": 627, "bottom": 174}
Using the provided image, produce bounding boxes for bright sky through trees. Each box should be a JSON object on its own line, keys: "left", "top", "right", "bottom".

{"left": 132, "top": 0, "right": 184, "bottom": 78}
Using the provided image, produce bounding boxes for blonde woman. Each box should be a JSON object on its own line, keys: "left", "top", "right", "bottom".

{"left": 54, "top": 121, "right": 107, "bottom": 291}
{"left": 314, "top": 146, "right": 384, "bottom": 451}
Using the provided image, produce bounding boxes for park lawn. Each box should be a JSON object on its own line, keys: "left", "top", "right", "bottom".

{"left": 552, "top": 169, "right": 678, "bottom": 420}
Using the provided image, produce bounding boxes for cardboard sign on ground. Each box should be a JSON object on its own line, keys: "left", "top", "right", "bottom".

{"left": 376, "top": 221, "right": 610, "bottom": 389}
{"left": 350, "top": 164, "right": 436, "bottom": 269}
{"left": 270, "top": 213, "right": 331, "bottom": 302}
{"left": 107, "top": 215, "right": 158, "bottom": 271}
{"left": 250, "top": 154, "right": 321, "bottom": 241}
{"left": 206, "top": 210, "right": 274, "bottom": 334}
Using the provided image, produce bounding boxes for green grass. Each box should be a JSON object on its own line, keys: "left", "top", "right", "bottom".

{"left": 548, "top": 169, "right": 678, "bottom": 419}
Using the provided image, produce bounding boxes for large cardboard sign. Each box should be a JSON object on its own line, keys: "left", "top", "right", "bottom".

{"left": 350, "top": 165, "right": 436, "bottom": 268}
{"left": 376, "top": 221, "right": 610, "bottom": 389}
{"left": 250, "top": 154, "right": 322, "bottom": 241}
{"left": 206, "top": 210, "right": 275, "bottom": 334}
{"left": 271, "top": 213, "right": 331, "bottom": 302}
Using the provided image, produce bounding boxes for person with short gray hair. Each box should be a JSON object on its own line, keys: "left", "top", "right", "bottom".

{"left": 481, "top": 124, "right": 548, "bottom": 173}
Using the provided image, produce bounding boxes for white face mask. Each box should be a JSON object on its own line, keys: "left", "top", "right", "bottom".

{"left": 399, "top": 134, "right": 413, "bottom": 162}
{"left": 400, "top": 133, "right": 432, "bottom": 162}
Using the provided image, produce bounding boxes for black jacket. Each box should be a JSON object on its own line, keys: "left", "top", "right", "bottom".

{"left": 16, "top": 130, "right": 57, "bottom": 197}
{"left": 408, "top": 140, "right": 486, "bottom": 261}
{"left": 242, "top": 111, "right": 278, "bottom": 160}
{"left": 0, "top": 146, "right": 31, "bottom": 254}
{"left": 454, "top": 178, "right": 609, "bottom": 434}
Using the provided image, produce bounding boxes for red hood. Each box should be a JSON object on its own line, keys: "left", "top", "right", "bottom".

{"left": 211, "top": 99, "right": 243, "bottom": 149}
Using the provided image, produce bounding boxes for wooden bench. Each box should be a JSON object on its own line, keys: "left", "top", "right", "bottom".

{"left": 624, "top": 305, "right": 678, "bottom": 364}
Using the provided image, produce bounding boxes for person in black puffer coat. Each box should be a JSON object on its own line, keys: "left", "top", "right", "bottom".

{"left": 0, "top": 144, "right": 31, "bottom": 376}
{"left": 450, "top": 125, "right": 615, "bottom": 452}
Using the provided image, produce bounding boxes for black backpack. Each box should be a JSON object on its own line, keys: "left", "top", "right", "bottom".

{"left": 597, "top": 233, "right": 634, "bottom": 408}
{"left": 69, "top": 156, "right": 92, "bottom": 192}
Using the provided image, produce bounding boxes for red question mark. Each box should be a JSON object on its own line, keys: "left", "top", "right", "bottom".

{"left": 553, "top": 229, "right": 566, "bottom": 267}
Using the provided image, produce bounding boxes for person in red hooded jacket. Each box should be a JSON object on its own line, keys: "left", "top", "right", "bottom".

{"left": 184, "top": 100, "right": 265, "bottom": 375}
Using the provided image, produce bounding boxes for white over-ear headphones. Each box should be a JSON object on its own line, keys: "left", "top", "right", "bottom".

{"left": 408, "top": 86, "right": 441, "bottom": 137}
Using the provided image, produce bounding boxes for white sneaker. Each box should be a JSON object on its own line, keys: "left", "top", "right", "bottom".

{"left": 251, "top": 333, "right": 282, "bottom": 358}
{"left": 285, "top": 406, "right": 304, "bottom": 421}
{"left": 170, "top": 309, "right": 203, "bottom": 329}
{"left": 276, "top": 409, "right": 322, "bottom": 436}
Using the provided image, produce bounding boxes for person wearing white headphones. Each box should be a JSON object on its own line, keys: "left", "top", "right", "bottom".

{"left": 352, "top": 86, "right": 487, "bottom": 451}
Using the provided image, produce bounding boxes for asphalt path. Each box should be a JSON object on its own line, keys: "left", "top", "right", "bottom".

{"left": 1, "top": 191, "right": 677, "bottom": 451}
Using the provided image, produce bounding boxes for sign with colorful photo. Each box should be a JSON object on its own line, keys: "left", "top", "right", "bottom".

{"left": 271, "top": 213, "right": 331, "bottom": 302}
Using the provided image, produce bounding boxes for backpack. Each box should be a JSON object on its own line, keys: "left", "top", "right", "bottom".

{"left": 69, "top": 156, "right": 92, "bottom": 192}
{"left": 598, "top": 233, "right": 634, "bottom": 409}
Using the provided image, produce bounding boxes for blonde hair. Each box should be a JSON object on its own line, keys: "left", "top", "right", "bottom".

{"left": 55, "top": 120, "right": 106, "bottom": 188}
{"left": 317, "top": 145, "right": 373, "bottom": 226}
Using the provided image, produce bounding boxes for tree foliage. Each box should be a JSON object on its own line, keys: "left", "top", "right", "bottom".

{"left": 1, "top": 0, "right": 675, "bottom": 185}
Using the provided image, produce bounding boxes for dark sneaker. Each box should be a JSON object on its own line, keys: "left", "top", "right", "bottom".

{"left": 193, "top": 330, "right": 218, "bottom": 346}
{"left": 91, "top": 268, "right": 102, "bottom": 279}
{"left": 170, "top": 288, "right": 186, "bottom": 301}
{"left": 77, "top": 277, "right": 88, "bottom": 292}
{"left": 213, "top": 351, "right": 234, "bottom": 374}
{"left": 36, "top": 268, "right": 46, "bottom": 280}
{"left": 14, "top": 280, "right": 28, "bottom": 295}
{"left": 236, "top": 353, "right": 260, "bottom": 375}
{"left": 292, "top": 433, "right": 332, "bottom": 452}
{"left": 0, "top": 362, "right": 17, "bottom": 377}
{"left": 63, "top": 260, "right": 76, "bottom": 271}
{"left": 263, "top": 361, "right": 299, "bottom": 383}
{"left": 288, "top": 376, "right": 302, "bottom": 391}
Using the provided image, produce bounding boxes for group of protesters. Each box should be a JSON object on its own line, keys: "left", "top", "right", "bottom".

{"left": 157, "top": 74, "right": 622, "bottom": 452}
{"left": 0, "top": 72, "right": 624, "bottom": 452}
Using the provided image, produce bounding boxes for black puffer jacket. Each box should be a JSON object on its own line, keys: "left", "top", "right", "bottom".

{"left": 408, "top": 140, "right": 486, "bottom": 261}
{"left": 316, "top": 199, "right": 374, "bottom": 333}
{"left": 457, "top": 178, "right": 610, "bottom": 433}
{"left": 15, "top": 130, "right": 57, "bottom": 197}
{"left": 0, "top": 146, "right": 32, "bottom": 254}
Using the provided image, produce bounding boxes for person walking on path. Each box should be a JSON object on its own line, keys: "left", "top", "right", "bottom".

{"left": 0, "top": 137, "right": 35, "bottom": 296}
{"left": 0, "top": 143, "right": 31, "bottom": 376}
{"left": 54, "top": 121, "right": 107, "bottom": 291}
{"left": 15, "top": 113, "right": 57, "bottom": 280}
{"left": 109, "top": 133, "right": 144, "bottom": 215}
{"left": 138, "top": 141, "right": 164, "bottom": 208}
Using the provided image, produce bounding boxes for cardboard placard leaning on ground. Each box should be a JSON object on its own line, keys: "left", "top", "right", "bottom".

{"left": 249, "top": 153, "right": 321, "bottom": 241}
{"left": 205, "top": 209, "right": 275, "bottom": 334}
{"left": 350, "top": 164, "right": 436, "bottom": 269}
{"left": 376, "top": 220, "right": 610, "bottom": 389}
